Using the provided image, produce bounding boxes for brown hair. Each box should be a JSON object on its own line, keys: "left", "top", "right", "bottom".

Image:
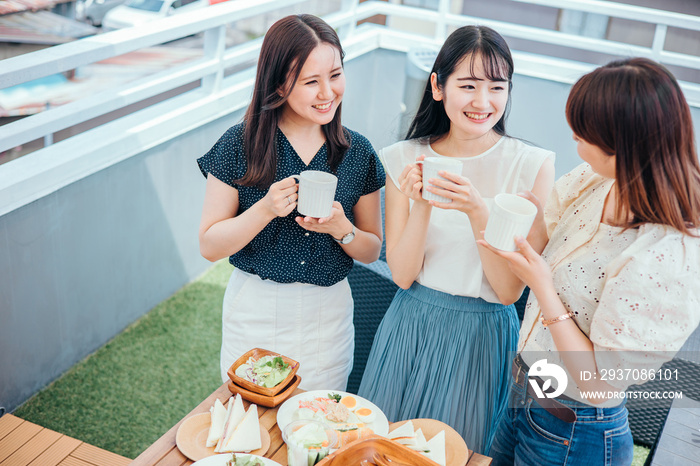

{"left": 237, "top": 14, "right": 349, "bottom": 188}
{"left": 566, "top": 57, "right": 700, "bottom": 234}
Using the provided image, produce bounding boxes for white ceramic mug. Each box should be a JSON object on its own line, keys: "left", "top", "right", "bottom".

{"left": 291, "top": 170, "right": 338, "bottom": 218}
{"left": 484, "top": 193, "right": 537, "bottom": 251}
{"left": 416, "top": 157, "right": 463, "bottom": 203}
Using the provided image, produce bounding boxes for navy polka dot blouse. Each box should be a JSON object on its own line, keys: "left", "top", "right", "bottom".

{"left": 197, "top": 122, "right": 385, "bottom": 287}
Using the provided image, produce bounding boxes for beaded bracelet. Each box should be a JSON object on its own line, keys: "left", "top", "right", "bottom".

{"left": 540, "top": 311, "right": 575, "bottom": 327}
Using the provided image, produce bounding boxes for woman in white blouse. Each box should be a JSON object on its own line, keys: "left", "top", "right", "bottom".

{"left": 484, "top": 58, "right": 700, "bottom": 465}
{"left": 358, "top": 25, "right": 554, "bottom": 455}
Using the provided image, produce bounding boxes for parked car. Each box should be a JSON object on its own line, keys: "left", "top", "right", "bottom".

{"left": 102, "top": 0, "right": 209, "bottom": 30}
{"left": 76, "top": 0, "right": 127, "bottom": 27}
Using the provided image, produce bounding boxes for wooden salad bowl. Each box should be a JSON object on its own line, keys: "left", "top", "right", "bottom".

{"left": 227, "top": 374, "right": 302, "bottom": 408}
{"left": 227, "top": 348, "right": 299, "bottom": 397}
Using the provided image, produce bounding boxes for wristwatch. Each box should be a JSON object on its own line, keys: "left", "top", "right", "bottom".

{"left": 334, "top": 225, "right": 356, "bottom": 245}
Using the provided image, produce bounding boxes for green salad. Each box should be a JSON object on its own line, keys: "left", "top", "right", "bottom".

{"left": 235, "top": 355, "right": 292, "bottom": 388}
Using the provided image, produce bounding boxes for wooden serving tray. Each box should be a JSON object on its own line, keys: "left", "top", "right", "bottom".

{"left": 315, "top": 435, "right": 441, "bottom": 466}
{"left": 227, "top": 374, "right": 302, "bottom": 408}
{"left": 227, "top": 348, "right": 299, "bottom": 397}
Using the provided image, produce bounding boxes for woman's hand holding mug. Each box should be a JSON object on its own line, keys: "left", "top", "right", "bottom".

{"left": 426, "top": 171, "right": 486, "bottom": 215}
{"left": 262, "top": 177, "right": 298, "bottom": 218}
{"left": 398, "top": 154, "right": 427, "bottom": 203}
{"left": 295, "top": 201, "right": 352, "bottom": 238}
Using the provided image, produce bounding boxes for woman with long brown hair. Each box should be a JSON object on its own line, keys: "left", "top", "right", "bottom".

{"left": 484, "top": 57, "right": 700, "bottom": 465}
{"left": 197, "top": 14, "right": 384, "bottom": 391}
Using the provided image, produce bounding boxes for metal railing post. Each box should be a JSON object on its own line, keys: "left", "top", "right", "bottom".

{"left": 651, "top": 23, "right": 668, "bottom": 61}
{"left": 339, "top": 0, "right": 360, "bottom": 41}
{"left": 43, "top": 102, "right": 53, "bottom": 147}
{"left": 202, "top": 25, "right": 227, "bottom": 94}
{"left": 436, "top": 0, "right": 450, "bottom": 42}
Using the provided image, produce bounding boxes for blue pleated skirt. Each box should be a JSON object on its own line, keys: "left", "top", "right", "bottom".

{"left": 358, "top": 281, "right": 518, "bottom": 455}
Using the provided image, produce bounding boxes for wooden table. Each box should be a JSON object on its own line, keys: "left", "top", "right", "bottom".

{"left": 0, "top": 414, "right": 131, "bottom": 466}
{"left": 131, "top": 383, "right": 492, "bottom": 465}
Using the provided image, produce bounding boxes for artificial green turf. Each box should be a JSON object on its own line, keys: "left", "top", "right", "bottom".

{"left": 633, "top": 444, "right": 650, "bottom": 466}
{"left": 13, "top": 260, "right": 232, "bottom": 459}
{"left": 12, "top": 259, "right": 651, "bottom": 463}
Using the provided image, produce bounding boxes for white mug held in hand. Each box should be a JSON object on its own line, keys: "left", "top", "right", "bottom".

{"left": 416, "top": 157, "right": 463, "bottom": 203}
{"left": 291, "top": 170, "right": 338, "bottom": 218}
{"left": 484, "top": 193, "right": 537, "bottom": 251}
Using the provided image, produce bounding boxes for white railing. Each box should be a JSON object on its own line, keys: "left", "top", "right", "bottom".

{"left": 511, "top": 0, "right": 700, "bottom": 65}
{"left": 0, "top": 0, "right": 307, "bottom": 154}
{"left": 372, "top": 0, "right": 700, "bottom": 70}
{"left": 1, "top": 0, "right": 699, "bottom": 156}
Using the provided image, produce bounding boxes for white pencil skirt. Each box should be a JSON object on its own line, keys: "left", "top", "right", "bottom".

{"left": 219, "top": 268, "right": 354, "bottom": 391}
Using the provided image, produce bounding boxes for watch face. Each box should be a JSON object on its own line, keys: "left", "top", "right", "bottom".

{"left": 341, "top": 232, "right": 355, "bottom": 244}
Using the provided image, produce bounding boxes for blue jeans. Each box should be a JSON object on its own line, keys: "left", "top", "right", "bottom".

{"left": 489, "top": 377, "right": 633, "bottom": 466}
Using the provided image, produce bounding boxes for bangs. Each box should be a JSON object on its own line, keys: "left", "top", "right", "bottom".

{"left": 565, "top": 72, "right": 616, "bottom": 154}
{"left": 464, "top": 51, "right": 511, "bottom": 82}
{"left": 566, "top": 91, "right": 594, "bottom": 142}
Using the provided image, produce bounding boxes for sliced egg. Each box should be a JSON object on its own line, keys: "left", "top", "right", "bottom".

{"left": 354, "top": 407, "right": 376, "bottom": 423}
{"left": 340, "top": 395, "right": 358, "bottom": 411}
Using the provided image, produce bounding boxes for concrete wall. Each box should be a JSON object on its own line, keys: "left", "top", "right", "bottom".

{"left": 343, "top": 49, "right": 408, "bottom": 151}
{"left": 0, "top": 108, "right": 242, "bottom": 413}
{"left": 508, "top": 74, "right": 580, "bottom": 178}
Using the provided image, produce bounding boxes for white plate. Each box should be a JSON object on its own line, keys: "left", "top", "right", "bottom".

{"left": 192, "top": 453, "right": 282, "bottom": 466}
{"left": 276, "top": 390, "right": 389, "bottom": 436}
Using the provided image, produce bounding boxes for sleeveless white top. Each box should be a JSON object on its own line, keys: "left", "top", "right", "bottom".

{"left": 380, "top": 137, "right": 554, "bottom": 301}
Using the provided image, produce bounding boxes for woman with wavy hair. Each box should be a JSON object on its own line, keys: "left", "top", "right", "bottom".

{"left": 485, "top": 57, "right": 700, "bottom": 465}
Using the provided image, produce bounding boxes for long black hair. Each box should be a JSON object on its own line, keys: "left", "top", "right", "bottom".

{"left": 237, "top": 14, "right": 349, "bottom": 189}
{"left": 405, "top": 25, "right": 514, "bottom": 141}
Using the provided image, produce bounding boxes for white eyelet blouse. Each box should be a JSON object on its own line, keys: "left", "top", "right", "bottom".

{"left": 519, "top": 163, "right": 700, "bottom": 406}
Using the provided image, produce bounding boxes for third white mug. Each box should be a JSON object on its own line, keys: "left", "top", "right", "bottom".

{"left": 484, "top": 193, "right": 537, "bottom": 251}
